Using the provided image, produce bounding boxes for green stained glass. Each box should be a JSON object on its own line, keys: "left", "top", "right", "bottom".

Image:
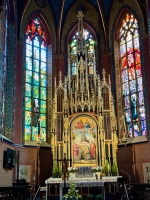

{"left": 41, "top": 74, "right": 46, "bottom": 87}
{"left": 40, "top": 100, "right": 46, "bottom": 113}
{"left": 40, "top": 114, "right": 46, "bottom": 127}
{"left": 25, "top": 111, "right": 32, "bottom": 125}
{"left": 26, "top": 57, "right": 32, "bottom": 70}
{"left": 25, "top": 18, "right": 47, "bottom": 142}
{"left": 33, "top": 85, "right": 39, "bottom": 98}
{"left": 25, "top": 83, "right": 31, "bottom": 97}
{"left": 41, "top": 62, "right": 46, "bottom": 74}
{"left": 41, "top": 49, "right": 46, "bottom": 62}
{"left": 25, "top": 97, "right": 32, "bottom": 111}
{"left": 26, "top": 70, "right": 32, "bottom": 83}
{"left": 34, "top": 47, "right": 39, "bottom": 59}
{"left": 33, "top": 59, "right": 39, "bottom": 72}
{"left": 32, "top": 126, "right": 39, "bottom": 141}
{"left": 40, "top": 87, "right": 46, "bottom": 100}
{"left": 33, "top": 72, "right": 39, "bottom": 85}
{"left": 40, "top": 127, "right": 46, "bottom": 141}
{"left": 25, "top": 125, "right": 31, "bottom": 140}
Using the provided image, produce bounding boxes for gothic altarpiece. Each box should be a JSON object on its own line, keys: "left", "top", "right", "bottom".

{"left": 51, "top": 11, "right": 118, "bottom": 172}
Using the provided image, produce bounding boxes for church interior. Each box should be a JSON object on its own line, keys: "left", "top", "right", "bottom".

{"left": 0, "top": 0, "right": 150, "bottom": 199}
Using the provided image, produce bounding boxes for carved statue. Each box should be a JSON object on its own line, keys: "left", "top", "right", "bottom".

{"left": 78, "top": 56, "right": 86, "bottom": 72}
{"left": 64, "top": 115, "right": 69, "bottom": 131}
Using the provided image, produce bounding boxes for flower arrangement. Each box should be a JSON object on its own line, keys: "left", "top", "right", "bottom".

{"left": 63, "top": 181, "right": 82, "bottom": 200}
{"left": 92, "top": 166, "right": 101, "bottom": 173}
{"left": 68, "top": 167, "right": 77, "bottom": 173}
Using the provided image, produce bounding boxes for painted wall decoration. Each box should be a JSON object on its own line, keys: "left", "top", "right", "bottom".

{"left": 71, "top": 115, "right": 97, "bottom": 164}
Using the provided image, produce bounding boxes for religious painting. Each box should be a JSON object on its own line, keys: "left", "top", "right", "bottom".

{"left": 71, "top": 115, "right": 97, "bottom": 165}
{"left": 143, "top": 163, "right": 150, "bottom": 183}
{"left": 19, "top": 165, "right": 31, "bottom": 182}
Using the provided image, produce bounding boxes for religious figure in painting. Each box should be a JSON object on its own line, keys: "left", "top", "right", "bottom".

{"left": 71, "top": 116, "right": 97, "bottom": 163}
{"left": 32, "top": 99, "right": 39, "bottom": 126}
{"left": 89, "top": 140, "right": 96, "bottom": 158}
{"left": 131, "top": 94, "right": 138, "bottom": 120}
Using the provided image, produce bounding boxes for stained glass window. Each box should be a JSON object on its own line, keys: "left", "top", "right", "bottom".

{"left": 120, "top": 13, "right": 146, "bottom": 137}
{"left": 25, "top": 18, "right": 47, "bottom": 141}
{"left": 70, "top": 29, "right": 94, "bottom": 75}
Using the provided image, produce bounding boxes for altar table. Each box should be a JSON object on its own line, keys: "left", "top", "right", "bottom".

{"left": 45, "top": 176, "right": 122, "bottom": 200}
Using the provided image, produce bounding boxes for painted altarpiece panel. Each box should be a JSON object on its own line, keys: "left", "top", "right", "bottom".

{"left": 71, "top": 115, "right": 98, "bottom": 166}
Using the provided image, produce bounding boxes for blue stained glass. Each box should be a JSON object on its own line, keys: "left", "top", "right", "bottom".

{"left": 26, "top": 70, "right": 32, "bottom": 83}
{"left": 138, "top": 91, "right": 144, "bottom": 105}
{"left": 40, "top": 87, "right": 46, "bottom": 100}
{"left": 34, "top": 36, "right": 39, "bottom": 47}
{"left": 122, "top": 69, "right": 128, "bottom": 83}
{"left": 139, "top": 106, "right": 145, "bottom": 120}
{"left": 124, "top": 96, "right": 130, "bottom": 109}
{"left": 120, "top": 44, "right": 126, "bottom": 57}
{"left": 125, "top": 110, "right": 131, "bottom": 123}
{"left": 122, "top": 82, "right": 129, "bottom": 96}
{"left": 41, "top": 62, "right": 46, "bottom": 74}
{"left": 33, "top": 72, "right": 39, "bottom": 85}
{"left": 33, "top": 59, "right": 39, "bottom": 72}
{"left": 137, "top": 77, "right": 143, "bottom": 91}
{"left": 26, "top": 44, "right": 32, "bottom": 56}
{"left": 34, "top": 47, "right": 39, "bottom": 59}
{"left": 41, "top": 74, "right": 46, "bottom": 87}
{"left": 141, "top": 120, "right": 146, "bottom": 135}
{"left": 25, "top": 83, "right": 31, "bottom": 97}
{"left": 26, "top": 57, "right": 32, "bottom": 70}
{"left": 41, "top": 49, "right": 46, "bottom": 62}
{"left": 129, "top": 80, "right": 136, "bottom": 94}
{"left": 133, "top": 122, "right": 140, "bottom": 136}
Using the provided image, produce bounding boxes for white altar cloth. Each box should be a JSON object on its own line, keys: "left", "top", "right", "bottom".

{"left": 45, "top": 176, "right": 122, "bottom": 200}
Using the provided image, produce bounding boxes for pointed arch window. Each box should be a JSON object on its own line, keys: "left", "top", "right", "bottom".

{"left": 119, "top": 13, "right": 146, "bottom": 137}
{"left": 70, "top": 29, "right": 94, "bottom": 75}
{"left": 24, "top": 18, "right": 47, "bottom": 141}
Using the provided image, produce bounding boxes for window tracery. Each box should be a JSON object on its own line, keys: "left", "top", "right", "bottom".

{"left": 119, "top": 13, "right": 146, "bottom": 137}
{"left": 24, "top": 18, "right": 47, "bottom": 141}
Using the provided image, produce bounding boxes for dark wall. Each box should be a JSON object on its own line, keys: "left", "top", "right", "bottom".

{"left": 40, "top": 147, "right": 53, "bottom": 186}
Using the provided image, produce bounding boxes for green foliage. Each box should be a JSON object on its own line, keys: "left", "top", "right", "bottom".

{"left": 112, "top": 161, "right": 118, "bottom": 173}
{"left": 63, "top": 181, "right": 82, "bottom": 200}
{"left": 104, "top": 160, "right": 109, "bottom": 173}
{"left": 95, "top": 194, "right": 104, "bottom": 200}
{"left": 52, "top": 160, "right": 59, "bottom": 175}
{"left": 86, "top": 194, "right": 94, "bottom": 200}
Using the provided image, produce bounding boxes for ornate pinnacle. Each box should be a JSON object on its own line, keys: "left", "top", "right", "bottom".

{"left": 102, "top": 68, "right": 106, "bottom": 82}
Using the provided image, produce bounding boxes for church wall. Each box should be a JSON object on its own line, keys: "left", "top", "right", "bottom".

{"left": 0, "top": 140, "right": 52, "bottom": 187}
{"left": 0, "top": 143, "right": 14, "bottom": 186}
{"left": 117, "top": 142, "right": 150, "bottom": 183}
{"left": 13, "top": 42, "right": 23, "bottom": 144}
